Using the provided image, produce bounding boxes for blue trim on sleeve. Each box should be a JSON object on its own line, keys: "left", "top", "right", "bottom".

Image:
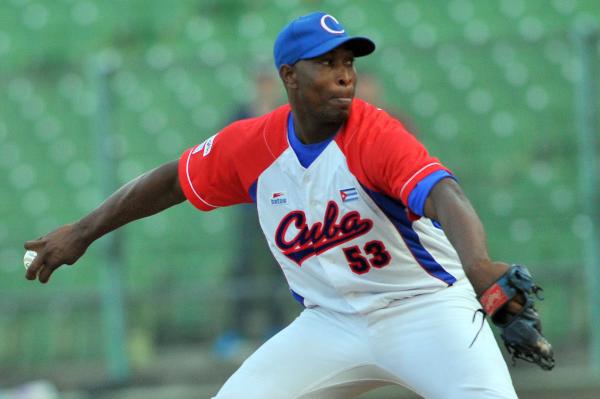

{"left": 287, "top": 113, "right": 334, "bottom": 168}
{"left": 360, "top": 183, "right": 456, "bottom": 285}
{"left": 249, "top": 180, "right": 257, "bottom": 203}
{"left": 407, "top": 171, "right": 455, "bottom": 216}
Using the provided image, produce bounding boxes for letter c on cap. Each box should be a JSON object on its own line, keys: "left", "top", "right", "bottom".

{"left": 320, "top": 14, "right": 345, "bottom": 34}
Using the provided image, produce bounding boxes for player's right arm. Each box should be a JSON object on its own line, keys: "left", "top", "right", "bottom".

{"left": 24, "top": 160, "right": 185, "bottom": 284}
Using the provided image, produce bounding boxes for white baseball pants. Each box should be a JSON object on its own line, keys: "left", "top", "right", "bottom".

{"left": 212, "top": 279, "right": 518, "bottom": 399}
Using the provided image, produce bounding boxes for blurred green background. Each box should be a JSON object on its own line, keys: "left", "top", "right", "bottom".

{"left": 1, "top": 0, "right": 599, "bottom": 398}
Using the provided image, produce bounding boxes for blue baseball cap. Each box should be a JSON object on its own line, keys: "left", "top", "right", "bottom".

{"left": 274, "top": 11, "right": 376, "bottom": 70}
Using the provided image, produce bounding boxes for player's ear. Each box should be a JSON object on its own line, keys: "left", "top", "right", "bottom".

{"left": 279, "top": 64, "right": 298, "bottom": 89}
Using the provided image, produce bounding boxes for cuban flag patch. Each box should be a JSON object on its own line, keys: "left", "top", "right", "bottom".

{"left": 340, "top": 187, "right": 358, "bottom": 202}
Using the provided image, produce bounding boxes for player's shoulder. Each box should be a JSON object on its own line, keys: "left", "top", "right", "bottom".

{"left": 214, "top": 104, "right": 290, "bottom": 155}
{"left": 342, "top": 98, "right": 411, "bottom": 144}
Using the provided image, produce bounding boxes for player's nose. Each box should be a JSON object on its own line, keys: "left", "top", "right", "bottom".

{"left": 336, "top": 66, "right": 354, "bottom": 88}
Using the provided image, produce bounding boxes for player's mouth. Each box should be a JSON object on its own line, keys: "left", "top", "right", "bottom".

{"left": 330, "top": 97, "right": 353, "bottom": 107}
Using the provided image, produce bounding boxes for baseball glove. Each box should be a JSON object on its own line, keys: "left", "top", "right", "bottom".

{"left": 478, "top": 265, "right": 555, "bottom": 370}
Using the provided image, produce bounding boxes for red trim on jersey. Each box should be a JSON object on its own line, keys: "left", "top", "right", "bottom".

{"left": 335, "top": 99, "right": 451, "bottom": 205}
{"left": 178, "top": 105, "right": 291, "bottom": 211}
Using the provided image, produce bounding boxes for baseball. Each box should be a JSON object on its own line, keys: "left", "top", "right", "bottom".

{"left": 23, "top": 250, "right": 38, "bottom": 270}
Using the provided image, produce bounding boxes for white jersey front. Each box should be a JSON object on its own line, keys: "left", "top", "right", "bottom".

{"left": 179, "top": 99, "right": 465, "bottom": 314}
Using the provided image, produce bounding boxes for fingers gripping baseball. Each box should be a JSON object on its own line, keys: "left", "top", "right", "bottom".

{"left": 24, "top": 224, "right": 89, "bottom": 283}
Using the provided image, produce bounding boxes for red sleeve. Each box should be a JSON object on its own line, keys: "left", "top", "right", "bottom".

{"left": 178, "top": 106, "right": 290, "bottom": 211}
{"left": 338, "top": 99, "right": 451, "bottom": 206}
{"left": 178, "top": 127, "right": 248, "bottom": 211}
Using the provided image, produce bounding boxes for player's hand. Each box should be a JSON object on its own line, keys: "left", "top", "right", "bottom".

{"left": 24, "top": 223, "right": 89, "bottom": 284}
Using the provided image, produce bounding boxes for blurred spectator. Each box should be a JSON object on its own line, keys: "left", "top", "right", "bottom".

{"left": 213, "top": 67, "right": 288, "bottom": 359}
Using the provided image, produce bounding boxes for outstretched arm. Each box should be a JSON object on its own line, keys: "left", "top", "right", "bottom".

{"left": 25, "top": 159, "right": 185, "bottom": 283}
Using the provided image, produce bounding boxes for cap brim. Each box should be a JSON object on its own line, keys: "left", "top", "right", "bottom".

{"left": 301, "top": 36, "right": 375, "bottom": 61}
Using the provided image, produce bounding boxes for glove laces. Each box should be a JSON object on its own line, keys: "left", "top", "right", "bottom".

{"left": 468, "top": 308, "right": 486, "bottom": 348}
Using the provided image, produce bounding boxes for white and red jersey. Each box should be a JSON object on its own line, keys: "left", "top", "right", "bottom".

{"left": 179, "top": 99, "right": 465, "bottom": 314}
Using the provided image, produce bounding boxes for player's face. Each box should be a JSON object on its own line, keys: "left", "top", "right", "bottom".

{"left": 293, "top": 46, "right": 356, "bottom": 123}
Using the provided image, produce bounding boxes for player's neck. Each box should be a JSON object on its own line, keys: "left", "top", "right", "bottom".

{"left": 290, "top": 111, "right": 344, "bottom": 144}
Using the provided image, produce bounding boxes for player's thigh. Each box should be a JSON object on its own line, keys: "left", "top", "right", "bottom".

{"left": 370, "top": 280, "right": 518, "bottom": 399}
{"left": 212, "top": 307, "right": 371, "bottom": 399}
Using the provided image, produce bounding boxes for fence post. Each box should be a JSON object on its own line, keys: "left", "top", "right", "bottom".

{"left": 574, "top": 24, "right": 600, "bottom": 372}
{"left": 90, "top": 57, "right": 130, "bottom": 382}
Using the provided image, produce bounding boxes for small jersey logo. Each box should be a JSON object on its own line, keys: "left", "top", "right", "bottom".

{"left": 192, "top": 133, "right": 218, "bottom": 157}
{"left": 271, "top": 192, "right": 287, "bottom": 205}
{"left": 203, "top": 135, "right": 216, "bottom": 156}
{"left": 192, "top": 143, "right": 203, "bottom": 154}
{"left": 340, "top": 187, "right": 358, "bottom": 202}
